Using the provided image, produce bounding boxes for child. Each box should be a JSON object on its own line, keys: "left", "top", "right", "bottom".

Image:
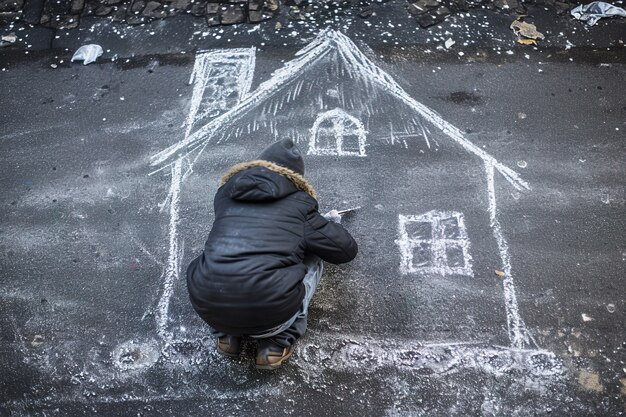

{"left": 186, "top": 139, "right": 358, "bottom": 370}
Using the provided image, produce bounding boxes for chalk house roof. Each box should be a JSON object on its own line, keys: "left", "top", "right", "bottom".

{"left": 151, "top": 29, "right": 528, "bottom": 192}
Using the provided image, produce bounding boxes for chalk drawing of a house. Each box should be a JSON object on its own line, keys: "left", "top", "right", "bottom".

{"left": 150, "top": 29, "right": 541, "bottom": 355}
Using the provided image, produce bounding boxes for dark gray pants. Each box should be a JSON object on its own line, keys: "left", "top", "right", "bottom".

{"left": 210, "top": 254, "right": 323, "bottom": 347}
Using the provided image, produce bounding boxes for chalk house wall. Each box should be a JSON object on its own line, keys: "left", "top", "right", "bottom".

{"left": 165, "top": 38, "right": 523, "bottom": 345}
{"left": 172, "top": 122, "right": 511, "bottom": 345}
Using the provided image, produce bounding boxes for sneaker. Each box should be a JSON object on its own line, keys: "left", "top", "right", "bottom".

{"left": 255, "top": 339, "right": 294, "bottom": 370}
{"left": 216, "top": 335, "right": 242, "bottom": 358}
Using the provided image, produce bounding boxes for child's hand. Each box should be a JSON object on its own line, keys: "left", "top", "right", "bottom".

{"left": 323, "top": 209, "right": 342, "bottom": 223}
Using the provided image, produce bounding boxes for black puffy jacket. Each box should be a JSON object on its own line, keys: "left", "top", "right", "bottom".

{"left": 186, "top": 160, "right": 358, "bottom": 336}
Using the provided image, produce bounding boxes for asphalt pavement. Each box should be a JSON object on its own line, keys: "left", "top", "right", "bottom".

{"left": 1, "top": 4, "right": 625, "bottom": 416}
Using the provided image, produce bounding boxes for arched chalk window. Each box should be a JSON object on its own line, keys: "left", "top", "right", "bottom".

{"left": 309, "top": 108, "right": 367, "bottom": 157}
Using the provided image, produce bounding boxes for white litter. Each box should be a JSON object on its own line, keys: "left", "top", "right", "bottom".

{"left": 1, "top": 33, "right": 17, "bottom": 43}
{"left": 571, "top": 1, "right": 626, "bottom": 26}
{"left": 71, "top": 44, "right": 103, "bottom": 65}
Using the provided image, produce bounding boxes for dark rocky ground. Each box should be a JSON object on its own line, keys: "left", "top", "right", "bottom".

{"left": 0, "top": 0, "right": 610, "bottom": 33}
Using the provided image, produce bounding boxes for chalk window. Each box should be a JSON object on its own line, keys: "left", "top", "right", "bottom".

{"left": 396, "top": 211, "right": 473, "bottom": 276}
{"left": 309, "top": 108, "right": 367, "bottom": 157}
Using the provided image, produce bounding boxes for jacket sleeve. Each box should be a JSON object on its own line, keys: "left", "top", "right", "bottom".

{"left": 304, "top": 209, "right": 358, "bottom": 264}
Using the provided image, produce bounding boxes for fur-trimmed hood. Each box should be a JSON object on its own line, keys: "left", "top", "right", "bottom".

{"left": 220, "top": 160, "right": 317, "bottom": 199}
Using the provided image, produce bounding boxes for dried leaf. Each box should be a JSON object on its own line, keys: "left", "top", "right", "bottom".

{"left": 495, "top": 270, "right": 506, "bottom": 277}
{"left": 517, "top": 38, "right": 538, "bottom": 46}
{"left": 510, "top": 20, "right": 545, "bottom": 40}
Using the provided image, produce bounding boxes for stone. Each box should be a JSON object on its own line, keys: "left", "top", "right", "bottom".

{"left": 94, "top": 4, "right": 113, "bottom": 15}
{"left": 248, "top": 8, "right": 272, "bottom": 22}
{"left": 0, "top": 0, "right": 24, "bottom": 12}
{"left": 45, "top": 13, "right": 74, "bottom": 28}
{"left": 266, "top": 0, "right": 278, "bottom": 11}
{"left": 415, "top": 11, "right": 445, "bottom": 27}
{"left": 410, "top": 0, "right": 441, "bottom": 13}
{"left": 45, "top": 0, "right": 71, "bottom": 15}
{"left": 407, "top": 3, "right": 424, "bottom": 15}
{"left": 189, "top": 0, "right": 205, "bottom": 15}
{"left": 503, "top": 0, "right": 525, "bottom": 13}
{"left": 142, "top": 0, "right": 166, "bottom": 17}
{"left": 172, "top": 0, "right": 191, "bottom": 9}
{"left": 126, "top": 14, "right": 150, "bottom": 23}
{"left": 21, "top": 0, "right": 45, "bottom": 24}
{"left": 248, "top": 0, "right": 261, "bottom": 11}
{"left": 496, "top": 0, "right": 525, "bottom": 14}
{"left": 100, "top": 0, "right": 124, "bottom": 5}
{"left": 81, "top": 1, "right": 96, "bottom": 14}
{"left": 156, "top": 1, "right": 182, "bottom": 16}
{"left": 408, "top": 0, "right": 440, "bottom": 15}
{"left": 358, "top": 8, "right": 373, "bottom": 18}
{"left": 454, "top": 0, "right": 470, "bottom": 12}
{"left": 219, "top": 3, "right": 245, "bottom": 24}
{"left": 493, "top": 0, "right": 510, "bottom": 10}
{"left": 206, "top": 2, "right": 218, "bottom": 13}
{"left": 554, "top": 1, "right": 569, "bottom": 13}
{"left": 206, "top": 13, "right": 219, "bottom": 25}
{"left": 111, "top": 3, "right": 127, "bottom": 21}
{"left": 434, "top": 5, "right": 450, "bottom": 16}
{"left": 57, "top": 14, "right": 79, "bottom": 28}
{"left": 129, "top": 0, "right": 145, "bottom": 12}
{"left": 69, "top": 0, "right": 83, "bottom": 14}
{"left": 288, "top": 5, "right": 300, "bottom": 18}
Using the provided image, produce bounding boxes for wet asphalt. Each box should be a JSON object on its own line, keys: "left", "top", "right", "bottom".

{"left": 1, "top": 4, "right": 625, "bottom": 416}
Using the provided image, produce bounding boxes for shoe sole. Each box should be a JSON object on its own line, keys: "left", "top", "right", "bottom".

{"left": 255, "top": 348, "right": 294, "bottom": 370}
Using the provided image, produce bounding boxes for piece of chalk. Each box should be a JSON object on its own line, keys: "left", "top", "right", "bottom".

{"left": 337, "top": 206, "right": 361, "bottom": 214}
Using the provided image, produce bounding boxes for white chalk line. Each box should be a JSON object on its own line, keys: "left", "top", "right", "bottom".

{"left": 0, "top": 123, "right": 69, "bottom": 141}
{"left": 184, "top": 54, "right": 214, "bottom": 138}
{"left": 486, "top": 161, "right": 537, "bottom": 349}
{"left": 1, "top": 335, "right": 563, "bottom": 410}
{"left": 183, "top": 49, "right": 256, "bottom": 139}
{"left": 417, "top": 118, "right": 431, "bottom": 149}
{"left": 130, "top": 235, "right": 164, "bottom": 267}
{"left": 297, "top": 335, "right": 562, "bottom": 378}
{"left": 155, "top": 159, "right": 183, "bottom": 341}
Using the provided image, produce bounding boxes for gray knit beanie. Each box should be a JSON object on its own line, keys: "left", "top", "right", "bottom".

{"left": 258, "top": 139, "right": 305, "bottom": 175}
